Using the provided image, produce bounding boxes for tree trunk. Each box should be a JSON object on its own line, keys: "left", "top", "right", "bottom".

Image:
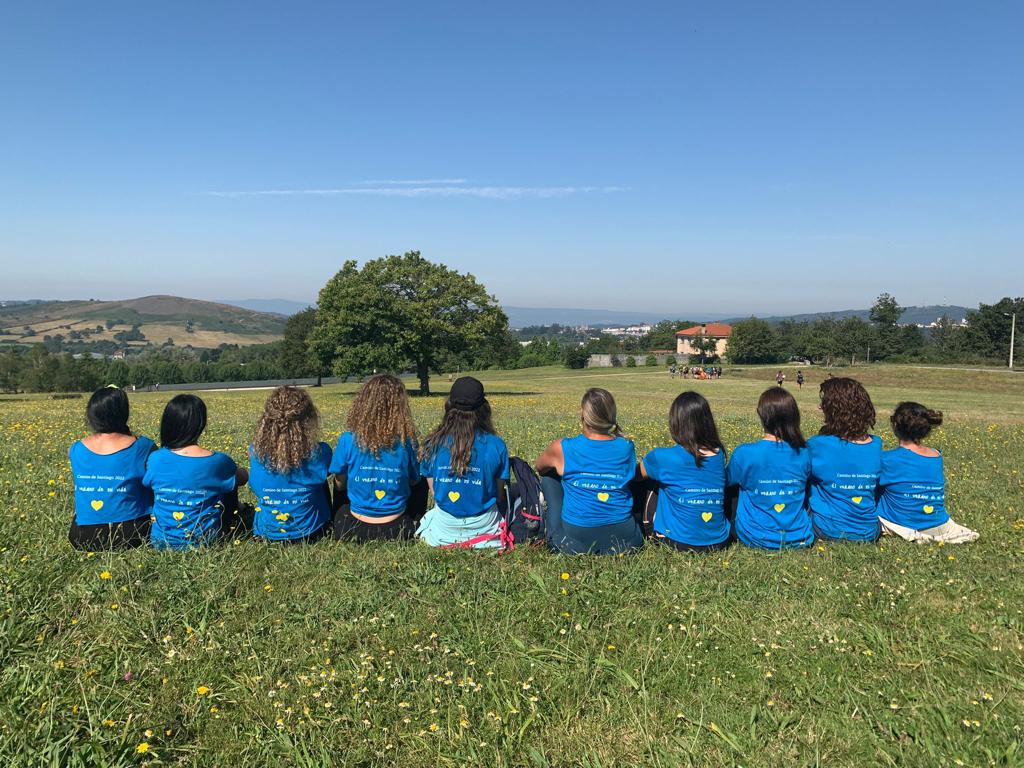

{"left": 417, "top": 359, "right": 430, "bottom": 395}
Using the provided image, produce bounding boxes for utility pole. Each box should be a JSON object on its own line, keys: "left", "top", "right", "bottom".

{"left": 1008, "top": 313, "right": 1016, "bottom": 369}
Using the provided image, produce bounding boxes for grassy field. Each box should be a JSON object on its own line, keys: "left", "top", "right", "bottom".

{"left": 1, "top": 365, "right": 1022, "bottom": 767}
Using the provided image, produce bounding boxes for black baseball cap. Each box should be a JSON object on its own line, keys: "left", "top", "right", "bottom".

{"left": 449, "top": 376, "right": 486, "bottom": 411}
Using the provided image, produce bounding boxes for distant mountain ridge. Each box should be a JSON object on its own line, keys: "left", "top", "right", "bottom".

{"left": 221, "top": 298, "right": 315, "bottom": 316}
{"left": 721, "top": 305, "right": 971, "bottom": 326}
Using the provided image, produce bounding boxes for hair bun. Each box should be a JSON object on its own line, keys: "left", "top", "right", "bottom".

{"left": 926, "top": 409, "right": 944, "bottom": 425}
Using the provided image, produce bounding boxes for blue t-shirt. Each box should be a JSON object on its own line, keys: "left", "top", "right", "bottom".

{"left": 250, "top": 442, "right": 333, "bottom": 540}
{"left": 329, "top": 432, "right": 420, "bottom": 517}
{"left": 876, "top": 447, "right": 950, "bottom": 530}
{"left": 726, "top": 440, "right": 813, "bottom": 550}
{"left": 808, "top": 434, "right": 883, "bottom": 541}
{"left": 420, "top": 431, "right": 509, "bottom": 518}
{"left": 70, "top": 436, "right": 155, "bottom": 525}
{"left": 143, "top": 448, "right": 239, "bottom": 549}
{"left": 561, "top": 435, "right": 636, "bottom": 528}
{"left": 643, "top": 445, "right": 728, "bottom": 546}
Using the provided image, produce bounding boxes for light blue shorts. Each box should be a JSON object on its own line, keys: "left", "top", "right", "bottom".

{"left": 416, "top": 505, "right": 502, "bottom": 548}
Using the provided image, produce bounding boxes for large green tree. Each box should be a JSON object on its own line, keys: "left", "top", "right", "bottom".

{"left": 869, "top": 292, "right": 904, "bottom": 359}
{"left": 726, "top": 318, "right": 783, "bottom": 363}
{"left": 642, "top": 320, "right": 697, "bottom": 350}
{"left": 279, "top": 307, "right": 320, "bottom": 379}
{"left": 309, "top": 252, "right": 509, "bottom": 394}
{"left": 965, "top": 297, "right": 1023, "bottom": 364}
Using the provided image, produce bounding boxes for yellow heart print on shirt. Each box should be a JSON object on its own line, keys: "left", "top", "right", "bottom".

{"left": 923, "top": 505, "right": 935, "bottom": 514}
{"left": 773, "top": 503, "right": 786, "bottom": 513}
{"left": 374, "top": 490, "right": 386, "bottom": 500}
{"left": 701, "top": 512, "right": 713, "bottom": 523}
{"left": 448, "top": 491, "right": 461, "bottom": 503}
{"left": 597, "top": 492, "right": 610, "bottom": 502}
{"left": 90, "top": 500, "right": 104, "bottom": 511}
{"left": 851, "top": 496, "right": 863, "bottom": 505}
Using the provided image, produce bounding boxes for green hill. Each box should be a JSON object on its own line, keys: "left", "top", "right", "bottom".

{"left": 0, "top": 295, "right": 286, "bottom": 348}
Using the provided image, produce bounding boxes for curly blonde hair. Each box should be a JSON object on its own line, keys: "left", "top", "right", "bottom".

{"left": 347, "top": 374, "right": 417, "bottom": 457}
{"left": 253, "top": 386, "right": 321, "bottom": 473}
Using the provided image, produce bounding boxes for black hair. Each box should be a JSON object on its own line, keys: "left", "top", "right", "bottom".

{"left": 756, "top": 386, "right": 807, "bottom": 451}
{"left": 86, "top": 387, "right": 132, "bottom": 435}
{"left": 160, "top": 394, "right": 208, "bottom": 449}
{"left": 891, "top": 401, "right": 943, "bottom": 443}
{"left": 668, "top": 391, "right": 724, "bottom": 467}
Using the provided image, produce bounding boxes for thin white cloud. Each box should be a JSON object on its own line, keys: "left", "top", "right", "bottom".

{"left": 351, "top": 178, "right": 469, "bottom": 185}
{"left": 202, "top": 185, "right": 628, "bottom": 200}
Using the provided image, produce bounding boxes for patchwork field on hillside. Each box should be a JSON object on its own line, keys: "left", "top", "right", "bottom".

{"left": 0, "top": 296, "right": 285, "bottom": 348}
{"left": 1, "top": 365, "right": 1021, "bottom": 767}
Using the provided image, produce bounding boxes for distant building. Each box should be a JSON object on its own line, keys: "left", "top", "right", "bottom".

{"left": 676, "top": 322, "right": 732, "bottom": 359}
{"left": 600, "top": 323, "right": 653, "bottom": 338}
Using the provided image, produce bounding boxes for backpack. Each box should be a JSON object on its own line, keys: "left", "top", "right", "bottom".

{"left": 503, "top": 456, "right": 547, "bottom": 548}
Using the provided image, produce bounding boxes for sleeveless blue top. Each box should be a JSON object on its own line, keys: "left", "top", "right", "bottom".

{"left": 561, "top": 435, "right": 636, "bottom": 528}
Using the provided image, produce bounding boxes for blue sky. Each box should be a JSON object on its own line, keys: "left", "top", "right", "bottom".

{"left": 1, "top": 1, "right": 1021, "bottom": 316}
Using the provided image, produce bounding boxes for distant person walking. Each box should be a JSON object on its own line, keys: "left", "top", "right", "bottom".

{"left": 775, "top": 370, "right": 785, "bottom": 387}
{"left": 796, "top": 371, "right": 805, "bottom": 388}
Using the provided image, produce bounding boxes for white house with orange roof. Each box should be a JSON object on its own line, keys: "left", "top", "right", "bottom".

{"left": 676, "top": 322, "right": 732, "bottom": 359}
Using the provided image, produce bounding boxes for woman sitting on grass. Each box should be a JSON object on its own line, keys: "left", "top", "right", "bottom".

{"left": 249, "top": 386, "right": 333, "bottom": 543}
{"left": 639, "top": 391, "right": 730, "bottom": 552}
{"left": 329, "top": 374, "right": 427, "bottom": 542}
{"left": 68, "top": 386, "right": 155, "bottom": 550}
{"left": 876, "top": 402, "right": 979, "bottom": 544}
{"left": 535, "top": 388, "right": 643, "bottom": 555}
{"left": 144, "top": 394, "right": 251, "bottom": 550}
{"left": 727, "top": 387, "right": 814, "bottom": 550}
{"left": 807, "top": 377, "right": 883, "bottom": 542}
{"left": 417, "top": 377, "right": 509, "bottom": 548}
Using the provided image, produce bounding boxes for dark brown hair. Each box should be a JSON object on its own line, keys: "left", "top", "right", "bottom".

{"left": 890, "top": 401, "right": 943, "bottom": 443}
{"left": 818, "top": 377, "right": 876, "bottom": 441}
{"left": 346, "top": 374, "right": 417, "bottom": 457}
{"left": 253, "top": 386, "right": 321, "bottom": 473}
{"left": 757, "top": 387, "right": 806, "bottom": 451}
{"left": 669, "top": 391, "right": 724, "bottom": 467}
{"left": 420, "top": 397, "right": 496, "bottom": 477}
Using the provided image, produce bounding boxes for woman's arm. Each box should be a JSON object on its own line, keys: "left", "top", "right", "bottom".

{"left": 534, "top": 439, "right": 564, "bottom": 476}
{"left": 638, "top": 459, "right": 649, "bottom": 480}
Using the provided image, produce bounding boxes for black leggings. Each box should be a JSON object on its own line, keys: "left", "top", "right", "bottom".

{"left": 332, "top": 510, "right": 417, "bottom": 542}
{"left": 68, "top": 516, "right": 152, "bottom": 551}
{"left": 330, "top": 479, "right": 429, "bottom": 543}
{"left": 219, "top": 488, "right": 255, "bottom": 540}
{"left": 633, "top": 483, "right": 738, "bottom": 552}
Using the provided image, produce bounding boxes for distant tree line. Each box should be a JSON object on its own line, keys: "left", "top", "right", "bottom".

{"left": 726, "top": 294, "right": 1023, "bottom": 365}
{"left": 0, "top": 341, "right": 301, "bottom": 394}
{"left": 2, "top": 277, "right": 1020, "bottom": 394}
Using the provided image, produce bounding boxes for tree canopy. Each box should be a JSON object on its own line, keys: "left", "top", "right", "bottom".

{"left": 309, "top": 252, "right": 509, "bottom": 394}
